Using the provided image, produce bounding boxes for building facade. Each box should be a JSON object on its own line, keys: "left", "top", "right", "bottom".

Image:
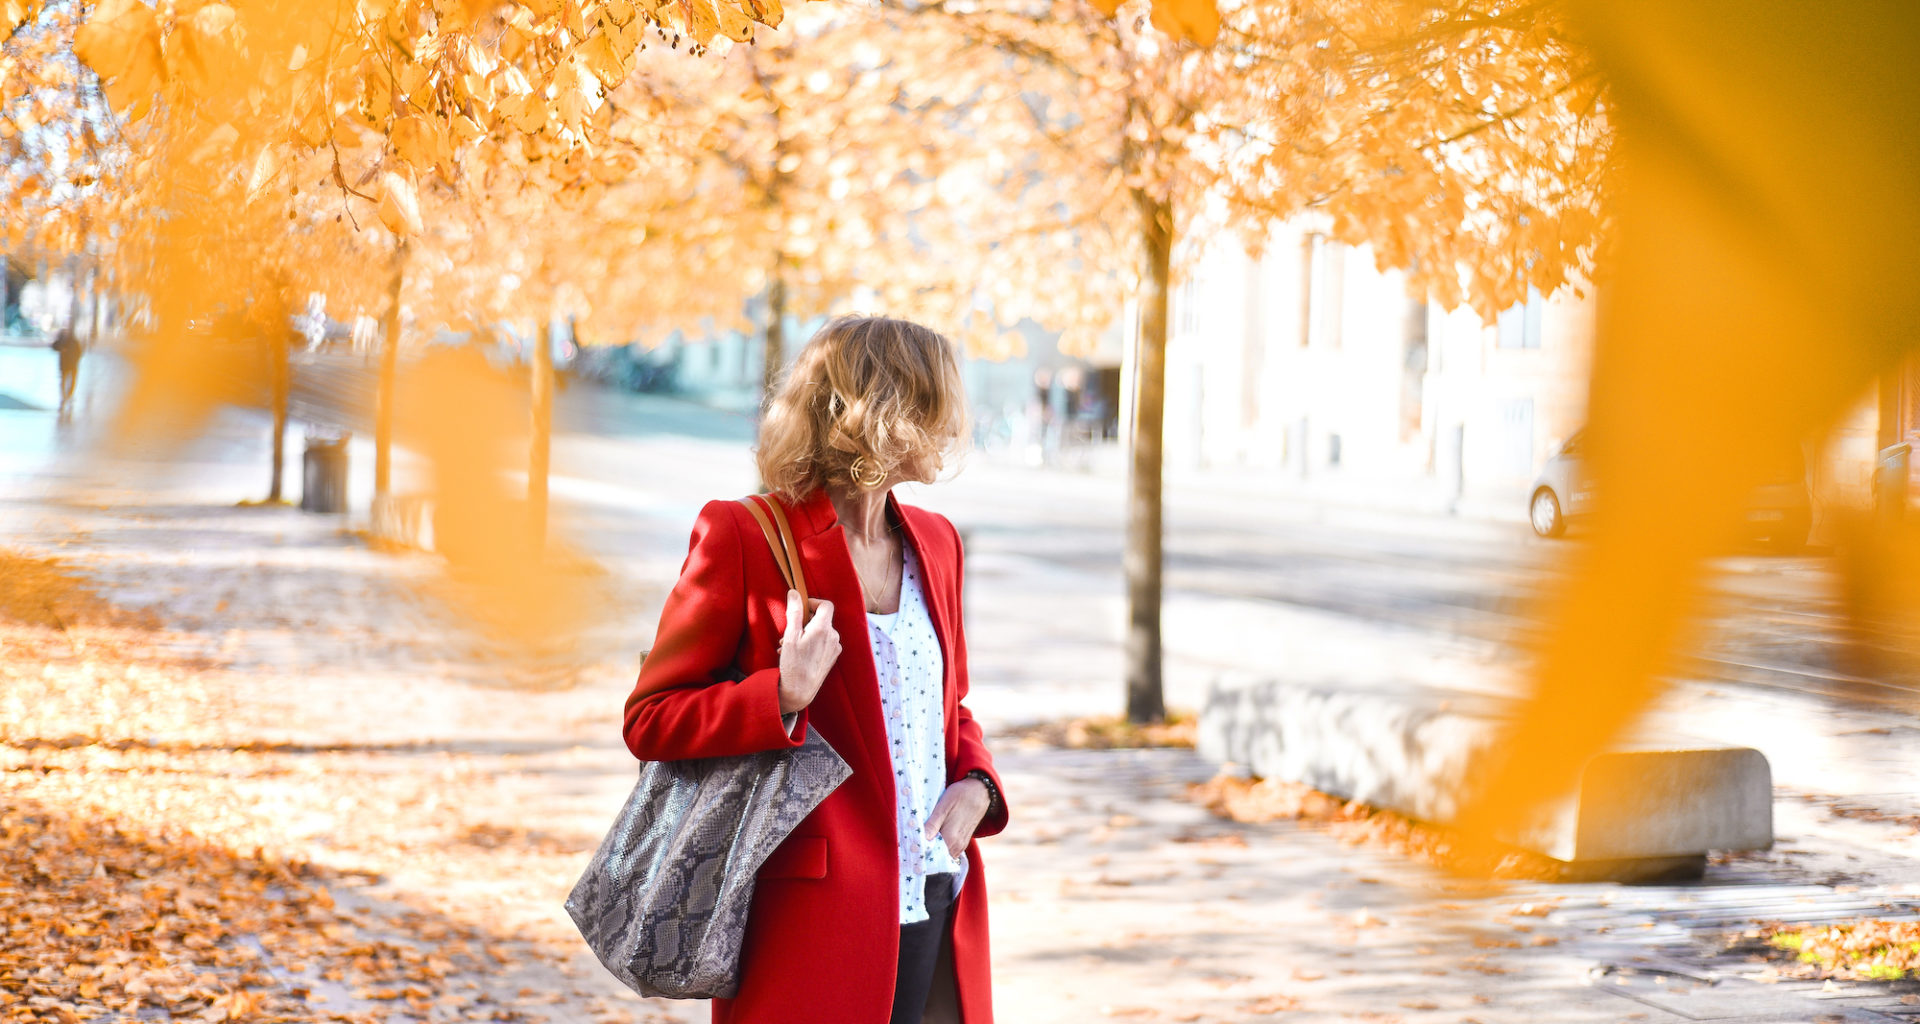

{"left": 1164, "top": 221, "right": 1594, "bottom": 514}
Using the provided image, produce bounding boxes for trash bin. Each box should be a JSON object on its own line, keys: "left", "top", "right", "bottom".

{"left": 301, "top": 434, "right": 350, "bottom": 514}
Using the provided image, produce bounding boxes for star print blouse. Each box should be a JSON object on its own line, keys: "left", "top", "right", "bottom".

{"left": 865, "top": 540, "right": 967, "bottom": 925}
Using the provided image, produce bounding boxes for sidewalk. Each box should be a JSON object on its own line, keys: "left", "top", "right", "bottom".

{"left": 10, "top": 406, "right": 1920, "bottom": 1021}
{"left": 0, "top": 498, "right": 1649, "bottom": 1024}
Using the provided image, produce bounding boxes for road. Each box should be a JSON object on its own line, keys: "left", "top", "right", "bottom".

{"left": 1, "top": 340, "right": 1884, "bottom": 714}
{"left": 534, "top": 372, "right": 1871, "bottom": 703}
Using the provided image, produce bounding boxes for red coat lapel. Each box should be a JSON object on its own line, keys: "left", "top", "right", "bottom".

{"left": 780, "top": 489, "right": 963, "bottom": 794}
{"left": 893, "top": 496, "right": 958, "bottom": 715}
{"left": 785, "top": 488, "right": 886, "bottom": 790}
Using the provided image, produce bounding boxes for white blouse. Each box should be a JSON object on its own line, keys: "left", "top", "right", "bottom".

{"left": 866, "top": 541, "right": 967, "bottom": 924}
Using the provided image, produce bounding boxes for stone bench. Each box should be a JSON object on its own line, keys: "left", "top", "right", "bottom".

{"left": 370, "top": 494, "right": 435, "bottom": 552}
{"left": 1198, "top": 680, "right": 1773, "bottom": 879}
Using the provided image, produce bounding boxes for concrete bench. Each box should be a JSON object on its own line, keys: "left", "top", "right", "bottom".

{"left": 1198, "top": 680, "right": 1772, "bottom": 879}
{"left": 371, "top": 494, "right": 435, "bottom": 552}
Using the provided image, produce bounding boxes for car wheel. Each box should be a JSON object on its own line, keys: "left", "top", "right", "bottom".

{"left": 1530, "top": 488, "right": 1565, "bottom": 539}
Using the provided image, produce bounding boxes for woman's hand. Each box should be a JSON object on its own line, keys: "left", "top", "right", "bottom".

{"left": 777, "top": 590, "right": 839, "bottom": 715}
{"left": 924, "top": 777, "right": 992, "bottom": 859}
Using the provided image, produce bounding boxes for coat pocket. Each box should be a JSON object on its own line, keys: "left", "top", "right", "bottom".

{"left": 756, "top": 836, "right": 828, "bottom": 880}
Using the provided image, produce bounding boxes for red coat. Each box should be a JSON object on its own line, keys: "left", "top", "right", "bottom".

{"left": 623, "top": 488, "right": 1007, "bottom": 1024}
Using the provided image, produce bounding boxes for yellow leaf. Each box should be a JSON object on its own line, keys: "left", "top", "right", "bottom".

{"left": 577, "top": 31, "right": 627, "bottom": 88}
{"left": 294, "top": 108, "right": 329, "bottom": 147}
{"left": 497, "top": 93, "right": 545, "bottom": 133}
{"left": 1147, "top": 0, "right": 1217, "bottom": 46}
{"left": 448, "top": 113, "right": 486, "bottom": 145}
{"left": 377, "top": 171, "right": 424, "bottom": 236}
{"left": 388, "top": 113, "right": 444, "bottom": 168}
{"left": 2, "top": 0, "right": 36, "bottom": 36}
{"left": 1086, "top": 0, "right": 1122, "bottom": 15}
{"left": 740, "top": 0, "right": 781, "bottom": 28}
{"left": 683, "top": 0, "right": 719, "bottom": 45}
{"left": 714, "top": 0, "right": 754, "bottom": 41}
{"left": 246, "top": 143, "right": 284, "bottom": 193}
{"left": 330, "top": 112, "right": 367, "bottom": 147}
{"left": 71, "top": 0, "right": 165, "bottom": 115}
{"left": 399, "top": 62, "right": 434, "bottom": 111}
{"left": 551, "top": 55, "right": 600, "bottom": 127}
{"left": 496, "top": 63, "right": 533, "bottom": 98}
{"left": 456, "top": 35, "right": 495, "bottom": 75}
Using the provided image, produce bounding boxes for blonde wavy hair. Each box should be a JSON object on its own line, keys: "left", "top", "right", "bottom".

{"left": 756, "top": 315, "right": 969, "bottom": 500}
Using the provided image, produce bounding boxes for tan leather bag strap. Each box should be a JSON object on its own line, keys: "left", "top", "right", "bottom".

{"left": 763, "top": 496, "right": 808, "bottom": 600}
{"left": 737, "top": 495, "right": 809, "bottom": 607}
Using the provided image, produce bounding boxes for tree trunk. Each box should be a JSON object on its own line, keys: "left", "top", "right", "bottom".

{"left": 529, "top": 316, "right": 556, "bottom": 556}
{"left": 268, "top": 328, "right": 290, "bottom": 502}
{"left": 65, "top": 256, "right": 84, "bottom": 335}
{"left": 375, "top": 243, "right": 406, "bottom": 503}
{"left": 1126, "top": 189, "right": 1172, "bottom": 724}
{"left": 762, "top": 265, "right": 788, "bottom": 402}
{"left": 89, "top": 267, "right": 106, "bottom": 341}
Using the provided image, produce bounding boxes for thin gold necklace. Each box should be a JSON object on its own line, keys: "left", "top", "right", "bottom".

{"left": 854, "top": 518, "right": 901, "bottom": 612}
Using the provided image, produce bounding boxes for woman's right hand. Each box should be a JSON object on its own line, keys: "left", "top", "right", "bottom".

{"left": 777, "top": 591, "right": 839, "bottom": 714}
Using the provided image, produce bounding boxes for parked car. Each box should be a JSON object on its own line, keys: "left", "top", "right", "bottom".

{"left": 1528, "top": 430, "right": 1592, "bottom": 538}
{"left": 1528, "top": 429, "right": 1812, "bottom": 550}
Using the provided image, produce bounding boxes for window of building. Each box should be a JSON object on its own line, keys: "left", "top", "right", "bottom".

{"left": 1298, "top": 233, "right": 1344, "bottom": 348}
{"left": 1242, "top": 260, "right": 1266, "bottom": 430}
{"left": 1496, "top": 286, "right": 1545, "bottom": 349}
{"left": 1400, "top": 298, "right": 1429, "bottom": 440}
{"left": 1177, "top": 277, "right": 1199, "bottom": 335}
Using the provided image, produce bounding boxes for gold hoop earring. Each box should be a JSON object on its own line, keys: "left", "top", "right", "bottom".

{"left": 849, "top": 456, "right": 887, "bottom": 490}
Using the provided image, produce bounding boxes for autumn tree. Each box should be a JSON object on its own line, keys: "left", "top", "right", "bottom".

{"left": 910, "top": 0, "right": 1610, "bottom": 721}
{"left": 22, "top": 0, "right": 801, "bottom": 451}
{"left": 592, "top": 6, "right": 1089, "bottom": 391}
{"left": 1, "top": 1, "right": 136, "bottom": 338}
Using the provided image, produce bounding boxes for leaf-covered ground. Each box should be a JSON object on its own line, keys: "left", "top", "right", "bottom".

{"left": 1767, "top": 921, "right": 1920, "bottom": 981}
{"left": 1188, "top": 772, "right": 1570, "bottom": 881}
{"left": 0, "top": 550, "right": 674, "bottom": 1024}
{"left": 1003, "top": 710, "right": 1198, "bottom": 750}
{"left": 0, "top": 549, "right": 158, "bottom": 632}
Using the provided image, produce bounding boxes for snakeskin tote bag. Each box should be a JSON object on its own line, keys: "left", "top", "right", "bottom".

{"left": 566, "top": 495, "right": 852, "bottom": 1000}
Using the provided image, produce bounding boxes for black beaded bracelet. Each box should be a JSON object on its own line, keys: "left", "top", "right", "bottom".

{"left": 964, "top": 769, "right": 1003, "bottom": 817}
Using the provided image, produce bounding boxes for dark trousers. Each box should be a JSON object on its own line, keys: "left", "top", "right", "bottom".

{"left": 57, "top": 363, "right": 78, "bottom": 415}
{"left": 891, "top": 873, "right": 957, "bottom": 1024}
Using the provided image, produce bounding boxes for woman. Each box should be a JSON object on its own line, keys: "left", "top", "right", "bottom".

{"left": 622, "top": 315, "right": 1008, "bottom": 1024}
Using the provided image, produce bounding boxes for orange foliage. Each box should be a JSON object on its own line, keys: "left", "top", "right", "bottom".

{"left": 1455, "top": 0, "right": 1920, "bottom": 858}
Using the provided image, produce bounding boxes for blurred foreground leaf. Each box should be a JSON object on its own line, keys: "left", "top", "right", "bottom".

{"left": 1457, "top": 0, "right": 1920, "bottom": 856}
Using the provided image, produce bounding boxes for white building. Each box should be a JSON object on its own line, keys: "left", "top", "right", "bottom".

{"left": 1165, "top": 221, "right": 1594, "bottom": 514}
